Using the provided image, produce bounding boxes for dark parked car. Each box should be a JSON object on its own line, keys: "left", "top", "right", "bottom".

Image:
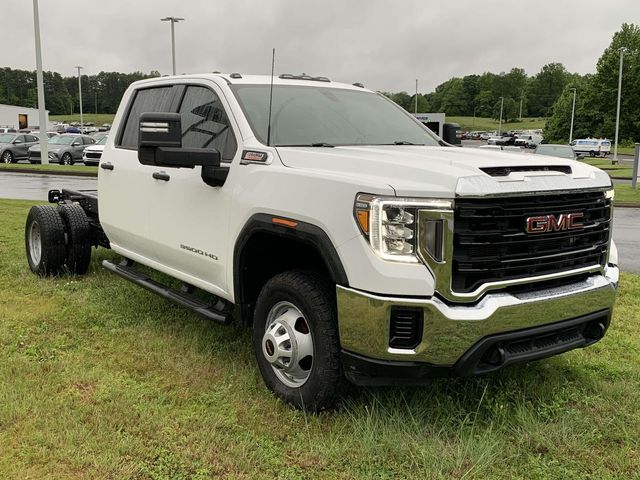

{"left": 0, "top": 133, "right": 39, "bottom": 163}
{"left": 28, "top": 134, "right": 95, "bottom": 165}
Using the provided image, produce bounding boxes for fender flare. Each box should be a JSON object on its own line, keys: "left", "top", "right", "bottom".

{"left": 233, "top": 213, "right": 349, "bottom": 305}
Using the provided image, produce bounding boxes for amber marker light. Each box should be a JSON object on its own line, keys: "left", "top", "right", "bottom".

{"left": 272, "top": 217, "right": 298, "bottom": 228}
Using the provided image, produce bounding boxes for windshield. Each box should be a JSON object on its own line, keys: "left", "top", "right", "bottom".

{"left": 0, "top": 134, "right": 16, "bottom": 143}
{"left": 97, "top": 136, "right": 108, "bottom": 145}
{"left": 230, "top": 85, "right": 440, "bottom": 147}
{"left": 49, "top": 135, "right": 75, "bottom": 145}
{"left": 536, "top": 145, "right": 574, "bottom": 159}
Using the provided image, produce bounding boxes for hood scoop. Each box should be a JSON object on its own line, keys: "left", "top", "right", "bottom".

{"left": 481, "top": 165, "right": 572, "bottom": 177}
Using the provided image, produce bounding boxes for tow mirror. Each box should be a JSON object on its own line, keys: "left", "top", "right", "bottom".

{"left": 138, "top": 112, "right": 221, "bottom": 169}
{"left": 442, "top": 123, "right": 461, "bottom": 146}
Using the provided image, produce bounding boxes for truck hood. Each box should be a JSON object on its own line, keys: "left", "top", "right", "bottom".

{"left": 276, "top": 146, "right": 612, "bottom": 197}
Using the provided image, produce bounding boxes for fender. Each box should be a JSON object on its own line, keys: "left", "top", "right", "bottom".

{"left": 233, "top": 213, "right": 349, "bottom": 306}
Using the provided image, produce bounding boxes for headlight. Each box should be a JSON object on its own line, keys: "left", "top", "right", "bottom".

{"left": 354, "top": 194, "right": 452, "bottom": 263}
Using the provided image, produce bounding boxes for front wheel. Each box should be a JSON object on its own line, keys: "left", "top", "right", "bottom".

{"left": 253, "top": 271, "right": 342, "bottom": 411}
{"left": 1, "top": 150, "right": 14, "bottom": 164}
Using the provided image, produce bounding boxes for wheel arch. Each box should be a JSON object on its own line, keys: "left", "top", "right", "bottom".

{"left": 233, "top": 213, "right": 349, "bottom": 326}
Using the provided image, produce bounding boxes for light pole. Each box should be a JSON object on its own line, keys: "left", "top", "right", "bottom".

{"left": 32, "top": 0, "right": 48, "bottom": 164}
{"left": 75, "top": 66, "right": 83, "bottom": 130}
{"left": 414, "top": 79, "right": 418, "bottom": 115}
{"left": 519, "top": 92, "right": 524, "bottom": 121}
{"left": 569, "top": 87, "right": 577, "bottom": 144}
{"left": 161, "top": 17, "right": 184, "bottom": 75}
{"left": 498, "top": 96, "right": 504, "bottom": 135}
{"left": 613, "top": 47, "right": 627, "bottom": 165}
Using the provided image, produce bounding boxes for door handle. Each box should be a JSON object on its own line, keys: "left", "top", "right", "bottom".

{"left": 152, "top": 171, "right": 170, "bottom": 181}
{"left": 100, "top": 162, "right": 114, "bottom": 170}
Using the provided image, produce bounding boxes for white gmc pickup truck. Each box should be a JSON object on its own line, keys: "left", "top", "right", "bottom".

{"left": 25, "top": 73, "right": 619, "bottom": 411}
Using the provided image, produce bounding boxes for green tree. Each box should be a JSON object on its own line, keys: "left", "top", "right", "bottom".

{"left": 527, "top": 63, "right": 570, "bottom": 117}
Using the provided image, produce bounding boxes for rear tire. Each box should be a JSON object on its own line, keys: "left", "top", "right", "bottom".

{"left": 253, "top": 271, "right": 342, "bottom": 411}
{"left": 25, "top": 205, "right": 67, "bottom": 276}
{"left": 58, "top": 204, "right": 92, "bottom": 274}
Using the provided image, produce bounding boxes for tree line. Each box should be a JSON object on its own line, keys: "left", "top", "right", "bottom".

{"left": 0, "top": 68, "right": 159, "bottom": 115}
{"left": 384, "top": 23, "right": 640, "bottom": 144}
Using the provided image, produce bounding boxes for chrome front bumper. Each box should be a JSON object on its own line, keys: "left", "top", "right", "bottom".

{"left": 337, "top": 266, "right": 618, "bottom": 366}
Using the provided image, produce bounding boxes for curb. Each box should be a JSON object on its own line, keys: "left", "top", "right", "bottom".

{"left": 0, "top": 167, "right": 97, "bottom": 178}
{"left": 615, "top": 203, "right": 640, "bottom": 208}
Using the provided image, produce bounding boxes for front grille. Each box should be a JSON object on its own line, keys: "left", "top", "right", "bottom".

{"left": 452, "top": 190, "right": 611, "bottom": 293}
{"left": 85, "top": 151, "right": 102, "bottom": 159}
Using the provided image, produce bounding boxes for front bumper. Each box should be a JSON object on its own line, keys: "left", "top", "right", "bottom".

{"left": 337, "top": 267, "right": 618, "bottom": 384}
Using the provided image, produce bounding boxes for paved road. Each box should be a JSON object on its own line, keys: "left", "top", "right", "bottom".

{"left": 0, "top": 171, "right": 638, "bottom": 273}
{"left": 0, "top": 172, "right": 96, "bottom": 201}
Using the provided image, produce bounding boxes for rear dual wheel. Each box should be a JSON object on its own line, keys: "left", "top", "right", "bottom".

{"left": 25, "top": 204, "right": 92, "bottom": 276}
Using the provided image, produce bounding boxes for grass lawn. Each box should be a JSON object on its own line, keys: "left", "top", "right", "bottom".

{"left": 50, "top": 114, "right": 116, "bottom": 126}
{"left": 582, "top": 159, "right": 633, "bottom": 179}
{"left": 0, "top": 162, "right": 97, "bottom": 175}
{"left": 1, "top": 199, "right": 639, "bottom": 478}
{"left": 613, "top": 184, "right": 640, "bottom": 204}
{"left": 448, "top": 116, "right": 546, "bottom": 132}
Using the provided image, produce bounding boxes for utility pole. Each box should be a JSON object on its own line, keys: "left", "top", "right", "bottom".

{"left": 519, "top": 92, "right": 524, "bottom": 121}
{"left": 569, "top": 88, "right": 577, "bottom": 144}
{"left": 75, "top": 66, "right": 83, "bottom": 130}
{"left": 95, "top": 90, "right": 98, "bottom": 114}
{"left": 498, "top": 97, "right": 504, "bottom": 136}
{"left": 32, "top": 0, "right": 48, "bottom": 164}
{"left": 414, "top": 79, "right": 418, "bottom": 114}
{"left": 161, "top": 17, "right": 184, "bottom": 75}
{"left": 613, "top": 47, "right": 627, "bottom": 165}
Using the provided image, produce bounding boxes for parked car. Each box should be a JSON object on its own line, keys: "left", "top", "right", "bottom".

{"left": 82, "top": 135, "right": 107, "bottom": 166}
{"left": 570, "top": 139, "right": 611, "bottom": 157}
{"left": 534, "top": 144, "right": 580, "bottom": 160}
{"left": 515, "top": 133, "right": 544, "bottom": 148}
{"left": 0, "top": 127, "right": 18, "bottom": 134}
{"left": 90, "top": 131, "right": 109, "bottom": 142}
{"left": 487, "top": 135, "right": 516, "bottom": 146}
{"left": 0, "top": 133, "right": 39, "bottom": 163}
{"left": 28, "top": 134, "right": 96, "bottom": 165}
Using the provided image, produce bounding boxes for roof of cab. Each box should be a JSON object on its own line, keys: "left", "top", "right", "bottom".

{"left": 131, "top": 73, "right": 372, "bottom": 92}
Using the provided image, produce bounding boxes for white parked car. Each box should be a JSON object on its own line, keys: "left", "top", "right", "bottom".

{"left": 570, "top": 139, "right": 611, "bottom": 157}
{"left": 82, "top": 136, "right": 107, "bottom": 166}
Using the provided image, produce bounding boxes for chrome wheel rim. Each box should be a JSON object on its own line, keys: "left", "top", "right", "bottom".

{"left": 29, "top": 221, "right": 42, "bottom": 265}
{"left": 62, "top": 154, "right": 71, "bottom": 165}
{"left": 2, "top": 151, "right": 11, "bottom": 163}
{"left": 262, "top": 301, "right": 314, "bottom": 388}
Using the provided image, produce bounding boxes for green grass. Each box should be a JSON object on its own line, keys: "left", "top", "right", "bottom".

{"left": 581, "top": 158, "right": 633, "bottom": 179}
{"left": 1, "top": 199, "right": 639, "bottom": 478}
{"left": 0, "top": 163, "right": 97, "bottom": 175}
{"left": 613, "top": 184, "right": 640, "bottom": 204}
{"left": 448, "top": 116, "right": 546, "bottom": 132}
{"left": 50, "top": 114, "right": 116, "bottom": 125}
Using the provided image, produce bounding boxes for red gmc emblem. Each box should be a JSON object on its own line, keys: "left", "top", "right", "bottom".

{"left": 526, "top": 213, "right": 584, "bottom": 234}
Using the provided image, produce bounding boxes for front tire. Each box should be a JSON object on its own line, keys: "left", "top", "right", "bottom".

{"left": 25, "top": 205, "right": 67, "bottom": 276}
{"left": 253, "top": 271, "right": 342, "bottom": 411}
{"left": 1, "top": 151, "right": 14, "bottom": 164}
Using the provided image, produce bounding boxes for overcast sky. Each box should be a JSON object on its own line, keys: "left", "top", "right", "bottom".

{"left": 5, "top": 0, "right": 637, "bottom": 93}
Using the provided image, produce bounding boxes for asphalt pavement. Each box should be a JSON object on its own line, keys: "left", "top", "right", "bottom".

{"left": 0, "top": 171, "right": 638, "bottom": 273}
{"left": 0, "top": 172, "right": 96, "bottom": 201}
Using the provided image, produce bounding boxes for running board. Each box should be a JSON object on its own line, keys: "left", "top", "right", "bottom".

{"left": 102, "top": 260, "right": 231, "bottom": 324}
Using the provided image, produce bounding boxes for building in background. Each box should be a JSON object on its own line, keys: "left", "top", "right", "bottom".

{"left": 0, "top": 104, "right": 50, "bottom": 131}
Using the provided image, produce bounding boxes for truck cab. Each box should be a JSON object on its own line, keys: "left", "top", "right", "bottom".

{"left": 26, "top": 73, "right": 619, "bottom": 411}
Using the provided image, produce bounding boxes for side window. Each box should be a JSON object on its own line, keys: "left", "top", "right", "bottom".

{"left": 179, "top": 86, "right": 237, "bottom": 161}
{"left": 83, "top": 136, "right": 95, "bottom": 145}
{"left": 118, "top": 86, "right": 175, "bottom": 149}
{"left": 26, "top": 135, "right": 36, "bottom": 142}
{"left": 16, "top": 135, "right": 26, "bottom": 143}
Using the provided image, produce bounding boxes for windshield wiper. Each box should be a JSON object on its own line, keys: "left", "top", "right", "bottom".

{"left": 310, "top": 142, "right": 335, "bottom": 147}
